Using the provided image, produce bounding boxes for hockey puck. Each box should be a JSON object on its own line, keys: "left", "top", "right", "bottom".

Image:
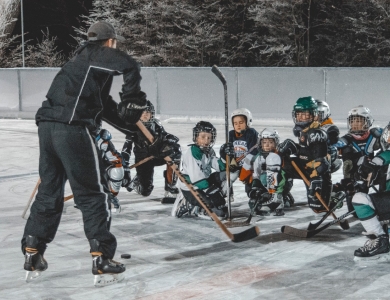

{"left": 121, "top": 253, "right": 131, "bottom": 259}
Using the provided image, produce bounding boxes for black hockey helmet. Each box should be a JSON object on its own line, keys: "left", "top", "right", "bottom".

{"left": 193, "top": 121, "right": 217, "bottom": 150}
{"left": 141, "top": 100, "right": 155, "bottom": 124}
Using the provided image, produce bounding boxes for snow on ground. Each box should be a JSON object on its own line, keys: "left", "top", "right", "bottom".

{"left": 0, "top": 118, "right": 387, "bottom": 300}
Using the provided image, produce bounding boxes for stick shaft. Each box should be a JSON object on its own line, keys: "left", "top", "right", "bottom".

{"left": 22, "top": 178, "right": 41, "bottom": 219}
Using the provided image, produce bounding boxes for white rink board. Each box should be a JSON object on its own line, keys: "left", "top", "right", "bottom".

{"left": 1, "top": 67, "right": 390, "bottom": 123}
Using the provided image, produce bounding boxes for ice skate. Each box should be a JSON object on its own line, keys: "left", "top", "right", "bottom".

{"left": 92, "top": 255, "right": 126, "bottom": 287}
{"left": 111, "top": 196, "right": 121, "bottom": 213}
{"left": 90, "top": 239, "right": 125, "bottom": 287}
{"left": 162, "top": 170, "right": 179, "bottom": 203}
{"left": 354, "top": 234, "right": 390, "bottom": 262}
{"left": 274, "top": 208, "right": 285, "bottom": 216}
{"left": 283, "top": 192, "right": 295, "bottom": 208}
{"left": 174, "top": 197, "right": 191, "bottom": 218}
{"left": 329, "top": 191, "right": 345, "bottom": 210}
{"left": 126, "top": 175, "right": 139, "bottom": 193}
{"left": 24, "top": 236, "right": 48, "bottom": 282}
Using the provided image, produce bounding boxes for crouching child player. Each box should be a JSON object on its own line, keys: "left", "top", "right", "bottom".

{"left": 352, "top": 122, "right": 390, "bottom": 261}
{"left": 173, "top": 121, "right": 235, "bottom": 220}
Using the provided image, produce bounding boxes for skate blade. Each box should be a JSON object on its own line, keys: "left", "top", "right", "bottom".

{"left": 354, "top": 253, "right": 390, "bottom": 263}
{"left": 25, "top": 270, "right": 42, "bottom": 282}
{"left": 94, "top": 273, "right": 125, "bottom": 287}
{"left": 112, "top": 206, "right": 122, "bottom": 213}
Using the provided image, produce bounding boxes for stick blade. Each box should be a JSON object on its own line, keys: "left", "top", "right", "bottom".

{"left": 225, "top": 220, "right": 251, "bottom": 228}
{"left": 339, "top": 219, "right": 350, "bottom": 230}
{"left": 281, "top": 226, "right": 309, "bottom": 238}
{"left": 232, "top": 226, "right": 260, "bottom": 242}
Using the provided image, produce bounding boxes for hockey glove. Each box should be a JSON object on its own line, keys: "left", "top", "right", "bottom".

{"left": 277, "top": 139, "right": 298, "bottom": 157}
{"left": 205, "top": 184, "right": 226, "bottom": 208}
{"left": 357, "top": 156, "right": 380, "bottom": 183}
{"left": 118, "top": 91, "right": 147, "bottom": 124}
{"left": 219, "top": 143, "right": 235, "bottom": 160}
{"left": 121, "top": 168, "right": 131, "bottom": 187}
{"left": 308, "top": 177, "right": 322, "bottom": 201}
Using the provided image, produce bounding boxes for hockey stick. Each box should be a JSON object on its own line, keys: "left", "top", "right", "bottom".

{"left": 211, "top": 65, "right": 233, "bottom": 220}
{"left": 136, "top": 120, "right": 260, "bottom": 242}
{"left": 22, "top": 178, "right": 41, "bottom": 219}
{"left": 224, "top": 193, "right": 266, "bottom": 228}
{"left": 29, "top": 156, "right": 156, "bottom": 208}
{"left": 291, "top": 160, "right": 349, "bottom": 230}
{"left": 307, "top": 195, "right": 345, "bottom": 231}
{"left": 282, "top": 210, "right": 355, "bottom": 238}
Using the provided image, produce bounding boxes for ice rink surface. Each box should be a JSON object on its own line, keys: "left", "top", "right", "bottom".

{"left": 1, "top": 118, "right": 389, "bottom": 300}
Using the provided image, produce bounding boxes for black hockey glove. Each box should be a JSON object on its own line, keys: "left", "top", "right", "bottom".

{"left": 220, "top": 143, "right": 235, "bottom": 160}
{"left": 333, "top": 178, "right": 355, "bottom": 196}
{"left": 308, "top": 177, "right": 322, "bottom": 201}
{"left": 277, "top": 139, "right": 298, "bottom": 157}
{"left": 121, "top": 168, "right": 131, "bottom": 187}
{"left": 159, "top": 142, "right": 182, "bottom": 160}
{"left": 208, "top": 171, "right": 226, "bottom": 189}
{"left": 205, "top": 184, "right": 226, "bottom": 208}
{"left": 118, "top": 91, "right": 147, "bottom": 124}
{"left": 358, "top": 156, "right": 380, "bottom": 183}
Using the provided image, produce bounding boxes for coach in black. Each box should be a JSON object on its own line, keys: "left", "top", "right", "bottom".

{"left": 22, "top": 21, "right": 148, "bottom": 285}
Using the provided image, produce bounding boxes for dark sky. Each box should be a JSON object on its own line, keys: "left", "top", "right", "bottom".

{"left": 12, "top": 0, "right": 93, "bottom": 55}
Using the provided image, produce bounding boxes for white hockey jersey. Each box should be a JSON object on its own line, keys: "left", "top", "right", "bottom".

{"left": 178, "top": 145, "right": 225, "bottom": 191}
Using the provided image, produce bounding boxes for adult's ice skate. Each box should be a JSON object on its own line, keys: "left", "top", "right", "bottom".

{"left": 90, "top": 239, "right": 126, "bottom": 287}
{"left": 24, "top": 235, "right": 48, "bottom": 282}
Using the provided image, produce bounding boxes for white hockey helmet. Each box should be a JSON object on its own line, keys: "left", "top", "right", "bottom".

{"left": 231, "top": 108, "right": 252, "bottom": 127}
{"left": 380, "top": 122, "right": 390, "bottom": 151}
{"left": 315, "top": 100, "right": 331, "bottom": 123}
{"left": 347, "top": 105, "right": 374, "bottom": 134}
{"left": 258, "top": 128, "right": 279, "bottom": 152}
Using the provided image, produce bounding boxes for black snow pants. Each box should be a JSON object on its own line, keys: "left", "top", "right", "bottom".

{"left": 21, "top": 122, "right": 117, "bottom": 258}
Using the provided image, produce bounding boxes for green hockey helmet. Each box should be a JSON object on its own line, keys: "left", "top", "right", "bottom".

{"left": 292, "top": 96, "right": 318, "bottom": 127}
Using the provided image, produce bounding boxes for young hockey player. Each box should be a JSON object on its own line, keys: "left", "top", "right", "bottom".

{"left": 248, "top": 128, "right": 293, "bottom": 216}
{"left": 121, "top": 100, "right": 181, "bottom": 201}
{"left": 96, "top": 129, "right": 124, "bottom": 212}
{"left": 222, "top": 108, "right": 258, "bottom": 194}
{"left": 277, "top": 96, "right": 341, "bottom": 213}
{"left": 315, "top": 100, "right": 342, "bottom": 173}
{"left": 174, "top": 121, "right": 235, "bottom": 220}
{"left": 351, "top": 122, "right": 390, "bottom": 260}
{"left": 333, "top": 105, "right": 382, "bottom": 215}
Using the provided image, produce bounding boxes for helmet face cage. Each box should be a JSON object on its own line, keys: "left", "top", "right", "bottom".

{"left": 258, "top": 128, "right": 279, "bottom": 152}
{"left": 347, "top": 106, "right": 373, "bottom": 135}
{"left": 292, "top": 97, "right": 318, "bottom": 127}
{"left": 192, "top": 121, "right": 217, "bottom": 150}
{"left": 141, "top": 101, "right": 155, "bottom": 124}
{"left": 381, "top": 124, "right": 390, "bottom": 151}
{"left": 231, "top": 108, "right": 253, "bottom": 127}
{"left": 316, "top": 100, "right": 330, "bottom": 123}
{"left": 292, "top": 109, "right": 317, "bottom": 127}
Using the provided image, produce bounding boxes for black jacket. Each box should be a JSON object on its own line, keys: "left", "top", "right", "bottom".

{"left": 35, "top": 43, "right": 142, "bottom": 135}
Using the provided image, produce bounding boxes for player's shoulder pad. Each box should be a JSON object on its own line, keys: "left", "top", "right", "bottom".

{"left": 307, "top": 128, "right": 327, "bottom": 144}
{"left": 321, "top": 123, "right": 339, "bottom": 134}
{"left": 370, "top": 126, "right": 382, "bottom": 138}
{"left": 154, "top": 119, "right": 163, "bottom": 127}
{"left": 99, "top": 129, "right": 112, "bottom": 141}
